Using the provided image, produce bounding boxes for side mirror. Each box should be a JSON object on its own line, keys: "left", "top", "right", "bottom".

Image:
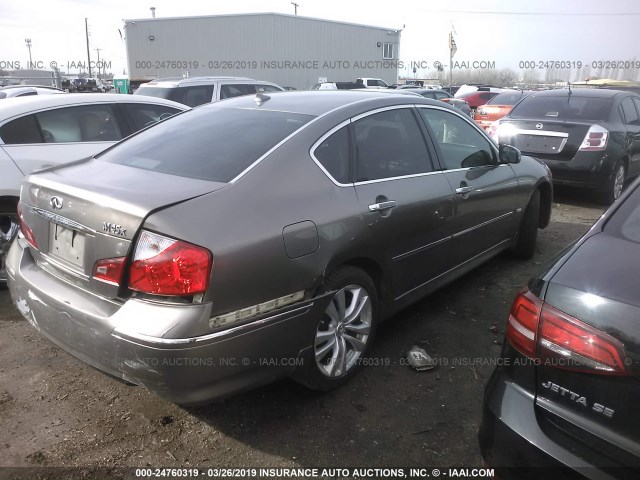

{"left": 498, "top": 144, "right": 521, "bottom": 164}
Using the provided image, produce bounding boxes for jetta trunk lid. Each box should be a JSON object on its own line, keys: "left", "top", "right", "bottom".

{"left": 536, "top": 232, "right": 640, "bottom": 466}
{"left": 20, "top": 159, "right": 226, "bottom": 298}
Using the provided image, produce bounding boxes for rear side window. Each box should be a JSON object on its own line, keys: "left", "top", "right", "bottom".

{"left": 220, "top": 84, "right": 256, "bottom": 100}
{"left": 121, "top": 103, "right": 182, "bottom": 132}
{"left": 313, "top": 126, "right": 350, "bottom": 184}
{"left": 620, "top": 97, "right": 640, "bottom": 125}
{"left": 487, "top": 92, "right": 526, "bottom": 105}
{"left": 98, "top": 107, "right": 314, "bottom": 182}
{"left": 255, "top": 84, "right": 282, "bottom": 93}
{"left": 354, "top": 108, "right": 432, "bottom": 181}
{"left": 35, "top": 104, "right": 123, "bottom": 143}
{"left": 0, "top": 115, "right": 43, "bottom": 144}
{"left": 136, "top": 85, "right": 214, "bottom": 107}
{"left": 510, "top": 95, "right": 612, "bottom": 121}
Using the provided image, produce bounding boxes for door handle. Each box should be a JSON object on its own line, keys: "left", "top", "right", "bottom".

{"left": 368, "top": 200, "right": 397, "bottom": 212}
{"left": 455, "top": 186, "right": 474, "bottom": 194}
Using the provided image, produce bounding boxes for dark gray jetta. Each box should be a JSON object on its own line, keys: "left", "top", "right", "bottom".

{"left": 7, "top": 91, "right": 552, "bottom": 404}
{"left": 479, "top": 177, "right": 640, "bottom": 478}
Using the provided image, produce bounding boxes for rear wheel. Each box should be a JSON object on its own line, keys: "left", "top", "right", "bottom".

{"left": 511, "top": 190, "right": 540, "bottom": 259}
{"left": 0, "top": 199, "right": 20, "bottom": 289}
{"left": 293, "top": 267, "right": 378, "bottom": 391}
{"left": 602, "top": 161, "right": 626, "bottom": 205}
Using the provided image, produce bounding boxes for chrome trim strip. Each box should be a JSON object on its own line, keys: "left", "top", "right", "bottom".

{"left": 29, "top": 207, "right": 96, "bottom": 234}
{"left": 395, "top": 237, "right": 512, "bottom": 301}
{"left": 37, "top": 252, "right": 91, "bottom": 280}
{"left": 392, "top": 236, "right": 452, "bottom": 261}
{"left": 112, "top": 303, "right": 313, "bottom": 346}
{"left": 354, "top": 170, "right": 444, "bottom": 186}
{"left": 516, "top": 129, "right": 569, "bottom": 138}
{"left": 453, "top": 211, "right": 514, "bottom": 238}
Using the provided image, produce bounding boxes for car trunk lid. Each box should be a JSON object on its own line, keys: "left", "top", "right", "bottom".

{"left": 20, "top": 159, "right": 226, "bottom": 298}
{"left": 499, "top": 118, "right": 593, "bottom": 160}
{"left": 536, "top": 233, "right": 640, "bottom": 465}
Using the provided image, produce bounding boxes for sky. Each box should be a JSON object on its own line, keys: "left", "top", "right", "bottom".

{"left": 1, "top": 0, "right": 640, "bottom": 81}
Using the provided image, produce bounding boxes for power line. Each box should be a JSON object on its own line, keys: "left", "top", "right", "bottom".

{"left": 429, "top": 10, "right": 640, "bottom": 16}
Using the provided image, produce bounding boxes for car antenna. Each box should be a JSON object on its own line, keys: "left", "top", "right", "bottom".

{"left": 255, "top": 93, "right": 271, "bottom": 105}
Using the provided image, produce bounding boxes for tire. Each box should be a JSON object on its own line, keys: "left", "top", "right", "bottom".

{"left": 511, "top": 189, "right": 540, "bottom": 259}
{"left": 602, "top": 161, "right": 626, "bottom": 205}
{"left": 0, "top": 199, "right": 20, "bottom": 289}
{"left": 292, "top": 267, "right": 378, "bottom": 391}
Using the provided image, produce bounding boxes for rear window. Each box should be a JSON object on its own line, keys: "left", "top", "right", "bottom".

{"left": 510, "top": 94, "right": 613, "bottom": 121}
{"left": 487, "top": 92, "right": 528, "bottom": 106}
{"left": 98, "top": 107, "right": 314, "bottom": 183}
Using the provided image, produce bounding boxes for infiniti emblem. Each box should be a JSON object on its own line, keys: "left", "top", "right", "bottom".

{"left": 50, "top": 196, "right": 63, "bottom": 210}
{"left": 536, "top": 123, "right": 544, "bottom": 129}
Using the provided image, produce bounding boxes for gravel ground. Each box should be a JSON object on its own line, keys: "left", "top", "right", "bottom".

{"left": 0, "top": 190, "right": 605, "bottom": 479}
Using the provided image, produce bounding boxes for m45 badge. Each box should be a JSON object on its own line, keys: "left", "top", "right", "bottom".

{"left": 103, "top": 222, "right": 127, "bottom": 237}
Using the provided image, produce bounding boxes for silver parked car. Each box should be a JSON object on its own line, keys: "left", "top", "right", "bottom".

{"left": 134, "top": 76, "right": 285, "bottom": 107}
{"left": 0, "top": 93, "right": 189, "bottom": 286}
{"left": 7, "top": 91, "right": 552, "bottom": 404}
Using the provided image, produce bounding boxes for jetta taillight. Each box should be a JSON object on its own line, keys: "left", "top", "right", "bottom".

{"left": 578, "top": 124, "right": 609, "bottom": 151}
{"left": 506, "top": 289, "right": 629, "bottom": 375}
{"left": 17, "top": 203, "right": 38, "bottom": 249}
{"left": 128, "top": 231, "right": 212, "bottom": 296}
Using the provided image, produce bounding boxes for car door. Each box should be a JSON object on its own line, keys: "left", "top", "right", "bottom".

{"left": 351, "top": 106, "right": 455, "bottom": 298}
{"left": 418, "top": 106, "right": 520, "bottom": 266}
{"left": 0, "top": 103, "right": 127, "bottom": 175}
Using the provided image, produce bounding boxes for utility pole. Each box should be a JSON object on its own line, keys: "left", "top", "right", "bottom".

{"left": 291, "top": 2, "right": 299, "bottom": 15}
{"left": 150, "top": 7, "right": 156, "bottom": 18}
{"left": 25, "top": 38, "right": 32, "bottom": 69}
{"left": 95, "top": 48, "right": 102, "bottom": 79}
{"left": 85, "top": 18, "right": 92, "bottom": 77}
{"left": 448, "top": 31, "right": 457, "bottom": 88}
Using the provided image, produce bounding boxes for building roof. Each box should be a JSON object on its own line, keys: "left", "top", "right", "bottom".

{"left": 124, "top": 12, "right": 401, "bottom": 33}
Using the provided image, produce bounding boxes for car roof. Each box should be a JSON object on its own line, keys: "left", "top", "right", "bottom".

{"left": 204, "top": 90, "right": 448, "bottom": 117}
{"left": 529, "top": 88, "right": 631, "bottom": 99}
{"left": 0, "top": 85, "right": 63, "bottom": 91}
{"left": 142, "top": 76, "right": 256, "bottom": 87}
{"left": 0, "top": 93, "right": 188, "bottom": 118}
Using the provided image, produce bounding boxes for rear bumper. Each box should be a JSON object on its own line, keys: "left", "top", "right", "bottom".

{"left": 6, "top": 237, "right": 329, "bottom": 405}
{"left": 528, "top": 151, "right": 613, "bottom": 191}
{"left": 480, "top": 367, "right": 636, "bottom": 480}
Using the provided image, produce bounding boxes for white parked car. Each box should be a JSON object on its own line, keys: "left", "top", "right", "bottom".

{"left": 0, "top": 85, "right": 66, "bottom": 99}
{"left": 0, "top": 93, "right": 189, "bottom": 285}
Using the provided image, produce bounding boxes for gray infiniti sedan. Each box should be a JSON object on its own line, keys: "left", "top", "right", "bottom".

{"left": 6, "top": 91, "right": 552, "bottom": 405}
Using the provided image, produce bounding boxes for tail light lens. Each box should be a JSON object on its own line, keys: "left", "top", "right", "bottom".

{"left": 579, "top": 124, "right": 609, "bottom": 151}
{"left": 128, "top": 231, "right": 212, "bottom": 296}
{"left": 17, "top": 203, "right": 38, "bottom": 249}
{"left": 506, "top": 289, "right": 629, "bottom": 375}
{"left": 93, "top": 257, "right": 126, "bottom": 285}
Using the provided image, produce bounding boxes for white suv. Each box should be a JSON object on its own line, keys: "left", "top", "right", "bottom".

{"left": 134, "top": 76, "right": 285, "bottom": 107}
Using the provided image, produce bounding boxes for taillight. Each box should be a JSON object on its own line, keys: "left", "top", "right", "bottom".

{"left": 505, "top": 289, "right": 629, "bottom": 375}
{"left": 538, "top": 304, "right": 627, "bottom": 375}
{"left": 506, "top": 289, "right": 542, "bottom": 358}
{"left": 578, "top": 124, "right": 609, "bottom": 151}
{"left": 93, "top": 257, "right": 126, "bottom": 285}
{"left": 17, "top": 203, "right": 38, "bottom": 248}
{"left": 128, "top": 231, "right": 212, "bottom": 296}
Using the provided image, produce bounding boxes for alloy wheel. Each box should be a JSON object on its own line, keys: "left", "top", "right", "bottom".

{"left": 314, "top": 284, "right": 372, "bottom": 377}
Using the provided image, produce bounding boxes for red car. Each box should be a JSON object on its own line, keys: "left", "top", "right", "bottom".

{"left": 474, "top": 90, "right": 533, "bottom": 131}
{"left": 457, "top": 90, "right": 502, "bottom": 112}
